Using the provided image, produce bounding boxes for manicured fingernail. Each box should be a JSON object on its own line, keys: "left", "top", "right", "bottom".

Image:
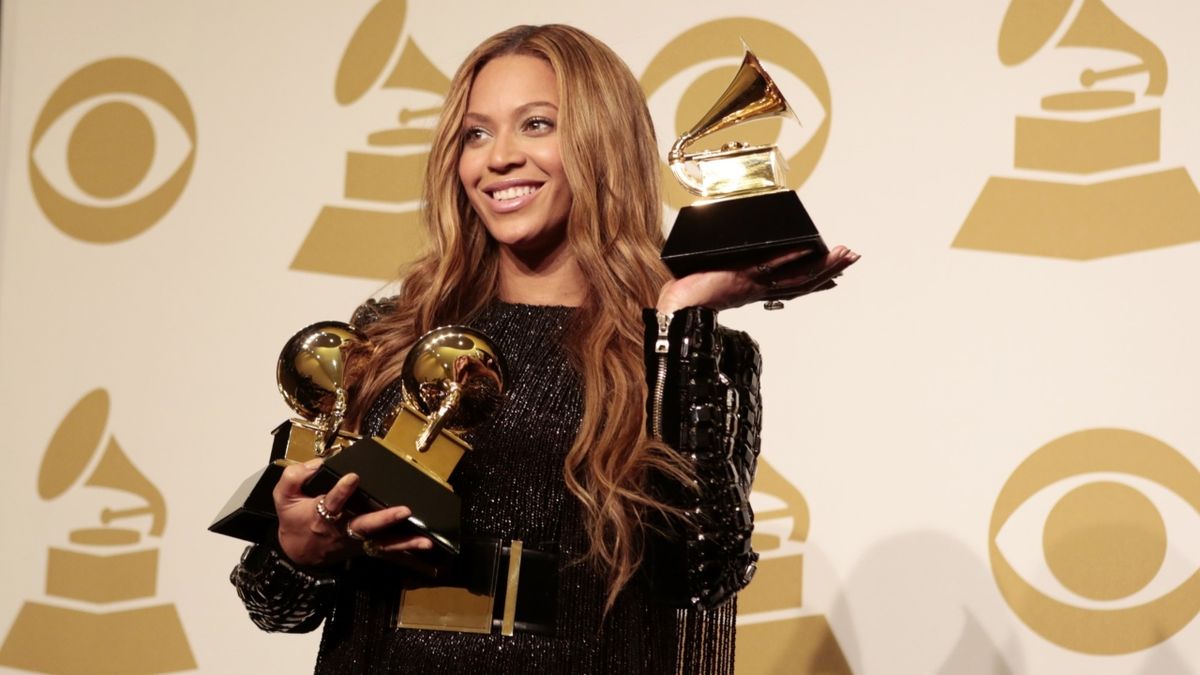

{"left": 304, "top": 458, "right": 322, "bottom": 469}
{"left": 421, "top": 539, "right": 434, "bottom": 549}
{"left": 395, "top": 507, "right": 412, "bottom": 520}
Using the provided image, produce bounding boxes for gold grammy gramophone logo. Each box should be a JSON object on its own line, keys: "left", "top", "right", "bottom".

{"left": 0, "top": 389, "right": 195, "bottom": 674}
{"left": 28, "top": 58, "right": 196, "bottom": 244}
{"left": 291, "top": 0, "right": 451, "bottom": 280}
{"left": 956, "top": 0, "right": 1200, "bottom": 259}
{"left": 990, "top": 428, "right": 1200, "bottom": 654}
{"left": 736, "top": 460, "right": 852, "bottom": 674}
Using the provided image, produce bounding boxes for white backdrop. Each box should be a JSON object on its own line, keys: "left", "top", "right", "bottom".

{"left": 2, "top": 1, "right": 1199, "bottom": 673}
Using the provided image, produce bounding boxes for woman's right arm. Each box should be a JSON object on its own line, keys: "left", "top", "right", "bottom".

{"left": 230, "top": 540, "right": 337, "bottom": 633}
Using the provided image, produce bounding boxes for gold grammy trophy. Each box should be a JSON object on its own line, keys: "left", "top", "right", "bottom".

{"left": 211, "top": 321, "right": 506, "bottom": 556}
{"left": 301, "top": 325, "right": 506, "bottom": 555}
{"left": 956, "top": 0, "right": 1200, "bottom": 259}
{"left": 209, "top": 322, "right": 367, "bottom": 542}
{"left": 662, "top": 49, "right": 827, "bottom": 279}
{"left": 0, "top": 389, "right": 195, "bottom": 674}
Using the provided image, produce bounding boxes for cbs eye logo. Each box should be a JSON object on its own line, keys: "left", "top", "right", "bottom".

{"left": 989, "top": 428, "right": 1200, "bottom": 654}
{"left": 28, "top": 57, "right": 196, "bottom": 243}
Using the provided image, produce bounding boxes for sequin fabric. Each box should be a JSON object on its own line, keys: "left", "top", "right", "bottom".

{"left": 232, "top": 301, "right": 752, "bottom": 674}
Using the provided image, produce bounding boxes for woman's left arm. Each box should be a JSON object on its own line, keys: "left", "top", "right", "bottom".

{"left": 642, "top": 306, "right": 762, "bottom": 609}
{"left": 641, "top": 244, "right": 858, "bottom": 608}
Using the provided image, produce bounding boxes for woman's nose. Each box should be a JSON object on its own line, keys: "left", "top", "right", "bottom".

{"left": 488, "top": 133, "right": 525, "bottom": 171}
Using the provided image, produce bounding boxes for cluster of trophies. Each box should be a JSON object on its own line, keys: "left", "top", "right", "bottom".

{"left": 210, "top": 322, "right": 506, "bottom": 555}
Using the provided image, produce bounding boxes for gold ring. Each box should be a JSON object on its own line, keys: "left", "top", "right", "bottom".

{"left": 345, "top": 524, "right": 365, "bottom": 541}
{"left": 756, "top": 263, "right": 772, "bottom": 276}
{"left": 314, "top": 496, "right": 340, "bottom": 523}
{"left": 763, "top": 300, "right": 785, "bottom": 311}
{"left": 362, "top": 539, "right": 382, "bottom": 557}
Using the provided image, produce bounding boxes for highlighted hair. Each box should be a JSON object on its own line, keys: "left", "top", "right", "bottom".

{"left": 348, "top": 25, "right": 683, "bottom": 609}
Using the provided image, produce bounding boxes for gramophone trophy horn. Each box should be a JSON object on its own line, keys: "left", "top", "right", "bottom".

{"left": 668, "top": 50, "right": 797, "bottom": 197}
{"left": 661, "top": 49, "right": 828, "bottom": 280}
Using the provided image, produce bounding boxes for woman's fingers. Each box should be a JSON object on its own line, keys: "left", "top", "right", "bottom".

{"left": 344, "top": 505, "right": 436, "bottom": 559}
{"left": 273, "top": 459, "right": 322, "bottom": 505}
{"left": 348, "top": 505, "right": 413, "bottom": 534}
{"left": 765, "top": 246, "right": 858, "bottom": 294}
{"left": 374, "top": 535, "right": 436, "bottom": 554}
{"left": 321, "top": 472, "right": 359, "bottom": 516}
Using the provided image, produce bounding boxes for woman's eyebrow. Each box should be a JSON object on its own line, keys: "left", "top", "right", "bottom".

{"left": 462, "top": 101, "right": 559, "bottom": 125}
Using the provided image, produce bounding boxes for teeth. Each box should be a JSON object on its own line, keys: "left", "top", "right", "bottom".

{"left": 492, "top": 185, "right": 538, "bottom": 201}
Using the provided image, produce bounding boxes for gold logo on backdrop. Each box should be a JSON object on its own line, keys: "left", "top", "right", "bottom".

{"left": 0, "top": 389, "right": 195, "bottom": 673}
{"left": 955, "top": 0, "right": 1200, "bottom": 259}
{"left": 28, "top": 58, "right": 197, "bottom": 243}
{"left": 990, "top": 428, "right": 1200, "bottom": 654}
{"left": 735, "top": 459, "right": 851, "bottom": 674}
{"left": 291, "top": 0, "right": 451, "bottom": 279}
{"left": 640, "top": 18, "right": 832, "bottom": 213}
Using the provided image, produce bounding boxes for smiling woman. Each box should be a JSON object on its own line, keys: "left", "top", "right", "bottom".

{"left": 457, "top": 55, "right": 577, "bottom": 301}
{"left": 230, "top": 23, "right": 856, "bottom": 675}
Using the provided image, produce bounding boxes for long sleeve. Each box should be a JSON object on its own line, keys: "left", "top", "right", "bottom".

{"left": 230, "top": 541, "right": 338, "bottom": 633}
{"left": 642, "top": 307, "right": 762, "bottom": 609}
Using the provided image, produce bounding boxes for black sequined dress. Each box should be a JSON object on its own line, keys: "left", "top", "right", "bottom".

{"left": 233, "top": 302, "right": 758, "bottom": 674}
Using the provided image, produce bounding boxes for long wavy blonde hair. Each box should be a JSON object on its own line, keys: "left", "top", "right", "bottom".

{"left": 347, "top": 25, "right": 683, "bottom": 608}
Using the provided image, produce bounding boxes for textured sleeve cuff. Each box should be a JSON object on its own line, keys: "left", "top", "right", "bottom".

{"left": 230, "top": 543, "right": 336, "bottom": 633}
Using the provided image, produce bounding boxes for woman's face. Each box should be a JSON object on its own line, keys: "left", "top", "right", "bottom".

{"left": 458, "top": 54, "right": 572, "bottom": 260}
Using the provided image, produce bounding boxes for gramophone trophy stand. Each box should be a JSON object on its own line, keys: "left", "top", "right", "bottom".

{"left": 209, "top": 321, "right": 365, "bottom": 543}
{"left": 663, "top": 50, "right": 827, "bottom": 279}
{"left": 208, "top": 419, "right": 355, "bottom": 542}
{"left": 302, "top": 403, "right": 472, "bottom": 555}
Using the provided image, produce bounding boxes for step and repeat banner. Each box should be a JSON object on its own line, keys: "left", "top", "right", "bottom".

{"left": 2, "top": 1, "right": 1198, "bottom": 673}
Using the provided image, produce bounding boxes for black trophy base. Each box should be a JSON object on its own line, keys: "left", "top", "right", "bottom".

{"left": 662, "top": 190, "right": 828, "bottom": 277}
{"left": 208, "top": 463, "right": 284, "bottom": 542}
{"left": 303, "top": 438, "right": 462, "bottom": 555}
{"left": 208, "top": 421, "right": 297, "bottom": 542}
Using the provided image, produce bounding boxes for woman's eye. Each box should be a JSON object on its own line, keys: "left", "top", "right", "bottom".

{"left": 524, "top": 117, "right": 554, "bottom": 134}
{"left": 462, "top": 127, "right": 488, "bottom": 144}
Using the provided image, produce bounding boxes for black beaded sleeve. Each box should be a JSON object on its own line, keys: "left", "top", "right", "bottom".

{"left": 230, "top": 543, "right": 337, "bottom": 633}
{"left": 642, "top": 307, "right": 762, "bottom": 609}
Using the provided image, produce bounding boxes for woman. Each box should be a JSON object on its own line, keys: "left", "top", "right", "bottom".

{"left": 233, "top": 24, "right": 857, "bottom": 674}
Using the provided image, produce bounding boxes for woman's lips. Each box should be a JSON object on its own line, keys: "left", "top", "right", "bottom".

{"left": 484, "top": 182, "right": 543, "bottom": 213}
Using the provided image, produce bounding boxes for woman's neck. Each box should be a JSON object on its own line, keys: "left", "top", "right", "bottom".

{"left": 496, "top": 244, "right": 586, "bottom": 307}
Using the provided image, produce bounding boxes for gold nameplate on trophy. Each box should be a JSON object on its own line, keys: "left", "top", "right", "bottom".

{"left": 662, "top": 49, "right": 827, "bottom": 279}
